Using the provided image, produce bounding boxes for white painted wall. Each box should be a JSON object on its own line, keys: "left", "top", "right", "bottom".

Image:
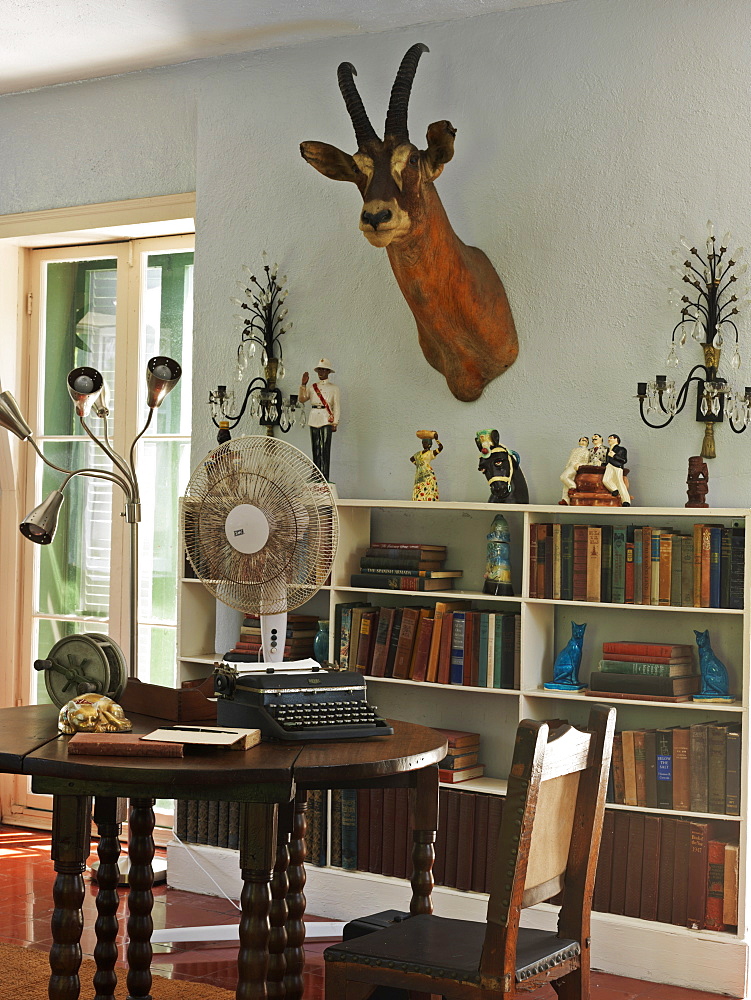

{"left": 0, "top": 0, "right": 750, "bottom": 507}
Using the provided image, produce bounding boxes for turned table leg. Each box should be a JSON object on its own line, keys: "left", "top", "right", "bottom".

{"left": 283, "top": 789, "right": 308, "bottom": 1000}
{"left": 93, "top": 796, "right": 122, "bottom": 1000}
{"left": 267, "top": 800, "right": 293, "bottom": 998}
{"left": 49, "top": 793, "right": 92, "bottom": 1000}
{"left": 238, "top": 800, "right": 278, "bottom": 1000}
{"left": 409, "top": 765, "right": 439, "bottom": 916}
{"left": 126, "top": 798, "right": 155, "bottom": 1000}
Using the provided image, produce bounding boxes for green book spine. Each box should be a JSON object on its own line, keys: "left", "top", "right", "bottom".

{"left": 598, "top": 658, "right": 692, "bottom": 677}
{"left": 477, "top": 613, "right": 489, "bottom": 689}
{"left": 689, "top": 724, "right": 709, "bottom": 813}
{"left": 707, "top": 724, "right": 728, "bottom": 814}
{"left": 492, "top": 614, "right": 505, "bottom": 688}
{"left": 612, "top": 526, "right": 627, "bottom": 604}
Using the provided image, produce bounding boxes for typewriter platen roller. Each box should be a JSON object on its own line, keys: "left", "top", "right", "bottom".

{"left": 213, "top": 660, "right": 394, "bottom": 741}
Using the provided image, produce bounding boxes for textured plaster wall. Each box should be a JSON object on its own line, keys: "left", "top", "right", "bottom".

{"left": 1, "top": 0, "right": 751, "bottom": 507}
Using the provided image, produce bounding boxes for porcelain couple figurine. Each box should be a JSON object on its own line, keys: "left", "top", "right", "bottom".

{"left": 560, "top": 433, "right": 630, "bottom": 506}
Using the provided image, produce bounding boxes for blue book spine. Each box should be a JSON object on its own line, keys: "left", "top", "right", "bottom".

{"left": 476, "top": 613, "right": 489, "bottom": 688}
{"left": 449, "top": 612, "right": 466, "bottom": 684}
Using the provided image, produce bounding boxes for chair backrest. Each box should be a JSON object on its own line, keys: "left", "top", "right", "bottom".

{"left": 480, "top": 704, "right": 616, "bottom": 985}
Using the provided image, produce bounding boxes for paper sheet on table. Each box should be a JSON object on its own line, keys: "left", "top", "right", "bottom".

{"left": 141, "top": 726, "right": 261, "bottom": 749}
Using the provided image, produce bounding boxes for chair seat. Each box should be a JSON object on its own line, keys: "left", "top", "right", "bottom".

{"left": 325, "top": 914, "right": 580, "bottom": 984}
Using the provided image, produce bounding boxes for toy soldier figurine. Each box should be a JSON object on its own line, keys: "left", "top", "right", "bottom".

{"left": 602, "top": 433, "right": 630, "bottom": 506}
{"left": 299, "top": 358, "right": 340, "bottom": 481}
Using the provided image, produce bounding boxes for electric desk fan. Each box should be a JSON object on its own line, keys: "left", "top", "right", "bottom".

{"left": 154, "top": 436, "right": 345, "bottom": 947}
{"left": 182, "top": 434, "right": 338, "bottom": 658}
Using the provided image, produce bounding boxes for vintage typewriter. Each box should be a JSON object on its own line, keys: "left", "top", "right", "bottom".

{"left": 213, "top": 658, "right": 394, "bottom": 742}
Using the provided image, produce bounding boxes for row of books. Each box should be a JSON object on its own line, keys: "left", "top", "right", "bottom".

{"left": 335, "top": 600, "right": 520, "bottom": 689}
{"left": 528, "top": 522, "right": 744, "bottom": 608}
{"left": 327, "top": 785, "right": 504, "bottom": 893}
{"left": 594, "top": 812, "right": 738, "bottom": 931}
{"left": 607, "top": 722, "right": 741, "bottom": 815}
{"left": 351, "top": 541, "right": 462, "bottom": 592}
{"left": 588, "top": 640, "right": 700, "bottom": 702}
{"left": 229, "top": 613, "right": 319, "bottom": 660}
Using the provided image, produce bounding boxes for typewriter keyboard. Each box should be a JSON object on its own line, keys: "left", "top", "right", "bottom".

{"left": 268, "top": 699, "right": 391, "bottom": 736}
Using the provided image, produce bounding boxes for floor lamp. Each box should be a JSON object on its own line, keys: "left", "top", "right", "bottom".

{"left": 0, "top": 356, "right": 182, "bottom": 882}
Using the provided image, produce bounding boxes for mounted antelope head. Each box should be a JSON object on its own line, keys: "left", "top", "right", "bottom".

{"left": 300, "top": 43, "right": 518, "bottom": 402}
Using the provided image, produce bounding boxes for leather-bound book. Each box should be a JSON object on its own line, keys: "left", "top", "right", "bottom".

{"left": 356, "top": 789, "right": 370, "bottom": 871}
{"left": 586, "top": 526, "right": 602, "bottom": 602}
{"left": 433, "top": 787, "right": 450, "bottom": 886}
{"left": 67, "top": 732, "right": 183, "bottom": 756}
{"left": 442, "top": 789, "right": 462, "bottom": 888}
{"left": 380, "top": 788, "right": 397, "bottom": 876}
{"left": 391, "top": 606, "right": 421, "bottom": 679}
{"left": 624, "top": 812, "right": 645, "bottom": 917}
{"left": 689, "top": 722, "right": 710, "bottom": 813}
{"left": 384, "top": 608, "right": 403, "bottom": 678}
{"left": 611, "top": 732, "right": 625, "bottom": 804}
{"left": 355, "top": 610, "right": 379, "bottom": 673}
{"left": 723, "top": 843, "right": 739, "bottom": 927}
{"left": 704, "top": 839, "right": 726, "bottom": 932}
{"left": 656, "top": 817, "right": 677, "bottom": 924}
{"left": 640, "top": 815, "right": 662, "bottom": 921}
{"left": 427, "top": 601, "right": 463, "bottom": 682}
{"left": 641, "top": 526, "right": 653, "bottom": 605}
{"left": 671, "top": 819, "right": 692, "bottom": 926}
{"left": 341, "top": 789, "right": 358, "bottom": 871}
{"left": 528, "top": 523, "right": 538, "bottom": 598}
{"left": 436, "top": 612, "right": 456, "bottom": 685}
{"left": 572, "top": 525, "right": 589, "bottom": 602}
{"left": 367, "top": 788, "right": 384, "bottom": 874}
{"left": 484, "top": 795, "right": 504, "bottom": 893}
{"left": 593, "top": 810, "right": 614, "bottom": 912}
{"left": 643, "top": 729, "right": 658, "bottom": 809}
{"left": 671, "top": 726, "right": 691, "bottom": 812}
{"left": 633, "top": 730, "right": 647, "bottom": 807}
{"left": 410, "top": 614, "right": 434, "bottom": 682}
{"left": 455, "top": 791, "right": 476, "bottom": 891}
{"left": 392, "top": 788, "right": 410, "bottom": 880}
{"left": 329, "top": 789, "right": 343, "bottom": 868}
{"left": 687, "top": 821, "right": 710, "bottom": 929}
{"left": 471, "top": 793, "right": 490, "bottom": 893}
{"left": 369, "top": 607, "right": 395, "bottom": 678}
{"left": 621, "top": 730, "right": 637, "bottom": 806}
{"left": 725, "top": 725, "right": 742, "bottom": 816}
{"left": 608, "top": 811, "right": 631, "bottom": 915}
{"left": 706, "top": 723, "right": 728, "bottom": 814}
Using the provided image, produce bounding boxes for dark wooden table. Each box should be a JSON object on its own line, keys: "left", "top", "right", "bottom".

{"left": 0, "top": 705, "right": 447, "bottom": 1000}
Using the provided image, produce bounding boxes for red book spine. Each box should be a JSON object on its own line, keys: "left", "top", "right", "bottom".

{"left": 602, "top": 642, "right": 690, "bottom": 658}
{"left": 454, "top": 791, "right": 476, "bottom": 891}
{"left": 705, "top": 840, "right": 726, "bottom": 932}
{"left": 436, "top": 613, "right": 455, "bottom": 685}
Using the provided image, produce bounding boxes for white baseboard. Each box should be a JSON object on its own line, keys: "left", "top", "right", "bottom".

{"left": 166, "top": 841, "right": 748, "bottom": 997}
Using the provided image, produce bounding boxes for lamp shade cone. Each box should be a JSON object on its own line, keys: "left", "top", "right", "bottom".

{"left": 20, "top": 490, "right": 65, "bottom": 545}
{"left": 146, "top": 356, "right": 182, "bottom": 408}
{"left": 0, "top": 391, "right": 33, "bottom": 440}
{"left": 67, "top": 367, "right": 104, "bottom": 417}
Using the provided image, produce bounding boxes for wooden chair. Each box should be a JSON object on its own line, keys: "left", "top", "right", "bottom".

{"left": 324, "top": 704, "right": 616, "bottom": 1000}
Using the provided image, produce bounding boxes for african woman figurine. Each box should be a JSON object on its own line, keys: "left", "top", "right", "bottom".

{"left": 411, "top": 431, "right": 443, "bottom": 501}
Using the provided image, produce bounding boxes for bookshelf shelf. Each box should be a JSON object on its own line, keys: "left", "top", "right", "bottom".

{"left": 175, "top": 498, "right": 751, "bottom": 993}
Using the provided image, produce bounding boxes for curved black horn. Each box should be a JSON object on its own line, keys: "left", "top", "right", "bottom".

{"left": 384, "top": 43, "right": 429, "bottom": 142}
{"left": 337, "top": 61, "right": 379, "bottom": 147}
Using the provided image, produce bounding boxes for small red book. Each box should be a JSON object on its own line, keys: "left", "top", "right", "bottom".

{"left": 67, "top": 733, "right": 183, "bottom": 757}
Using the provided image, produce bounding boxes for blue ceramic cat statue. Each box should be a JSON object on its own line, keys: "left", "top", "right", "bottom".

{"left": 544, "top": 621, "right": 587, "bottom": 691}
{"left": 692, "top": 628, "right": 734, "bottom": 703}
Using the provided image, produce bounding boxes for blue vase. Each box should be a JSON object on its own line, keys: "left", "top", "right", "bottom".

{"left": 313, "top": 620, "right": 330, "bottom": 664}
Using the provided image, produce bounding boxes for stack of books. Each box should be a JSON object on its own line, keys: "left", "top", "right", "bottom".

{"left": 587, "top": 640, "right": 700, "bottom": 701}
{"left": 231, "top": 613, "right": 319, "bottom": 660}
{"left": 350, "top": 542, "right": 462, "bottom": 592}
{"left": 435, "top": 727, "right": 484, "bottom": 782}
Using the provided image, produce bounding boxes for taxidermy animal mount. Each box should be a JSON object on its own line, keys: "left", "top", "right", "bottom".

{"left": 300, "top": 43, "right": 518, "bottom": 402}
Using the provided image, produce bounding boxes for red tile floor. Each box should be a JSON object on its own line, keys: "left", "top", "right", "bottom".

{"left": 0, "top": 824, "right": 727, "bottom": 1000}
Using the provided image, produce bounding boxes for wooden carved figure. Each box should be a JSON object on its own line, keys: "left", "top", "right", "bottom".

{"left": 686, "top": 455, "right": 710, "bottom": 508}
{"left": 475, "top": 429, "right": 529, "bottom": 503}
{"left": 544, "top": 621, "right": 587, "bottom": 691}
{"left": 300, "top": 43, "right": 518, "bottom": 402}
{"left": 410, "top": 430, "right": 442, "bottom": 500}
{"left": 692, "top": 629, "right": 734, "bottom": 703}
